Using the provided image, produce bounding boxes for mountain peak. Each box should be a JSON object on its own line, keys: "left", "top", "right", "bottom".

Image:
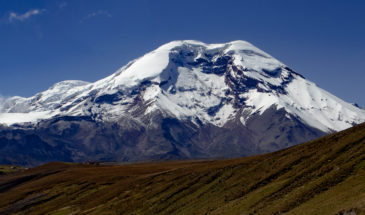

{"left": 1, "top": 40, "right": 364, "bottom": 133}
{"left": 1, "top": 40, "right": 365, "bottom": 166}
{"left": 108, "top": 40, "right": 283, "bottom": 90}
{"left": 49, "top": 80, "right": 90, "bottom": 90}
{"left": 158, "top": 39, "right": 255, "bottom": 50}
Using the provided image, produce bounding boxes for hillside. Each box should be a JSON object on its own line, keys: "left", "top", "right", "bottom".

{"left": 0, "top": 122, "right": 364, "bottom": 215}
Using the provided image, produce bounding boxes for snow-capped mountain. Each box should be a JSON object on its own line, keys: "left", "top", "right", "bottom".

{"left": 1, "top": 40, "right": 364, "bottom": 166}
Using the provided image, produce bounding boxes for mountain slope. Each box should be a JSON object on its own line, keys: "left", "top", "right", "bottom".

{"left": 0, "top": 122, "right": 364, "bottom": 215}
{"left": 1, "top": 40, "right": 363, "bottom": 131}
{"left": 0, "top": 40, "right": 364, "bottom": 165}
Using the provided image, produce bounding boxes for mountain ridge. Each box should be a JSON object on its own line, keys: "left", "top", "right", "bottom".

{"left": 0, "top": 40, "right": 364, "bottom": 166}
{"left": 1, "top": 40, "right": 364, "bottom": 131}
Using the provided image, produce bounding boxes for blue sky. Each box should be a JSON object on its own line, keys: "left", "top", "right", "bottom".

{"left": 0, "top": 0, "right": 364, "bottom": 106}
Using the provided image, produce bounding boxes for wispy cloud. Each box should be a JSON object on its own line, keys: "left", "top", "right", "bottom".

{"left": 80, "top": 10, "right": 112, "bottom": 23}
{"left": 59, "top": 2, "right": 67, "bottom": 9}
{"left": 0, "top": 95, "right": 9, "bottom": 112}
{"left": 8, "top": 9, "right": 46, "bottom": 22}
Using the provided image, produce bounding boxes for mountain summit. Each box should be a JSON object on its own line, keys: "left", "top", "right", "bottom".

{"left": 1, "top": 40, "right": 365, "bottom": 166}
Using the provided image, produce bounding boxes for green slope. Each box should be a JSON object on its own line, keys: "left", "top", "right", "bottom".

{"left": 0, "top": 123, "right": 364, "bottom": 215}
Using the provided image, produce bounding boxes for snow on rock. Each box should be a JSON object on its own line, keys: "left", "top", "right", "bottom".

{"left": 0, "top": 40, "right": 364, "bottom": 132}
{"left": 0, "top": 111, "right": 58, "bottom": 126}
{"left": 243, "top": 76, "right": 365, "bottom": 132}
{"left": 113, "top": 47, "right": 170, "bottom": 87}
{"left": 226, "top": 40, "right": 283, "bottom": 74}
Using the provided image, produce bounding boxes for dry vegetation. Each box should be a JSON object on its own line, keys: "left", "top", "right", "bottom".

{"left": 0, "top": 123, "right": 364, "bottom": 215}
{"left": 0, "top": 165, "right": 26, "bottom": 175}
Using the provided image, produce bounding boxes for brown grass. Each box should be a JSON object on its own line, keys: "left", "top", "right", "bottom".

{"left": 0, "top": 123, "right": 364, "bottom": 215}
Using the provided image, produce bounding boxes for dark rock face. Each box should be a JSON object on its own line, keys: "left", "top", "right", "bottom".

{"left": 0, "top": 129, "right": 73, "bottom": 166}
{"left": 245, "top": 106, "right": 325, "bottom": 152}
{"left": 0, "top": 106, "right": 326, "bottom": 167}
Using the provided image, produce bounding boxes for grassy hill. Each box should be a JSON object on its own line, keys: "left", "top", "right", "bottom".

{"left": 0, "top": 123, "right": 364, "bottom": 215}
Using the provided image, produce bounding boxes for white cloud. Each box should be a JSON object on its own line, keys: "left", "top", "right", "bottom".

{"left": 80, "top": 10, "right": 112, "bottom": 23}
{"left": 8, "top": 9, "right": 46, "bottom": 22}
